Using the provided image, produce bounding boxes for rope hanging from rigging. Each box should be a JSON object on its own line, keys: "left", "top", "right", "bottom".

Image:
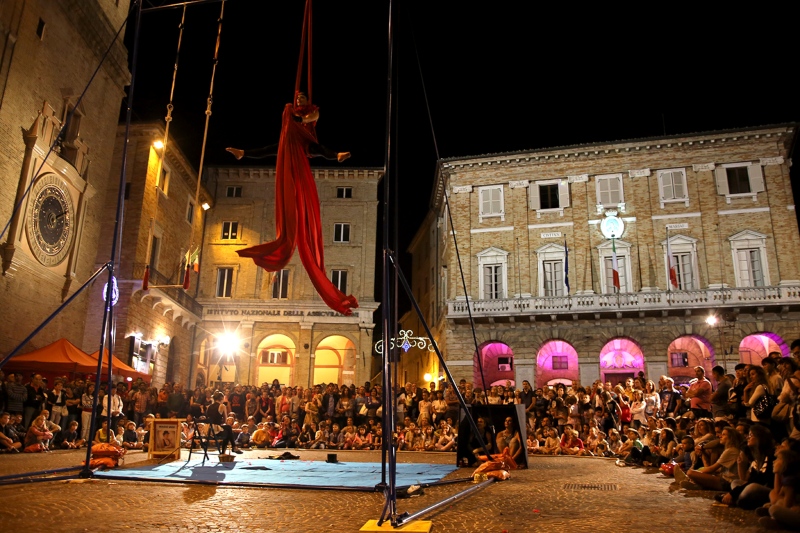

{"left": 226, "top": 0, "right": 356, "bottom": 315}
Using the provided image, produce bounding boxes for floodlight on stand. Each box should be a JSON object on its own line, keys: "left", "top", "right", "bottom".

{"left": 705, "top": 315, "right": 718, "bottom": 326}
{"left": 423, "top": 373, "right": 432, "bottom": 382}
{"left": 217, "top": 332, "right": 240, "bottom": 356}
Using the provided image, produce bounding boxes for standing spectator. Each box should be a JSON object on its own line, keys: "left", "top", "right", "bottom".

{"left": 167, "top": 383, "right": 185, "bottom": 418}
{"left": 659, "top": 377, "right": 680, "bottom": 417}
{"left": 729, "top": 364, "right": 749, "bottom": 420}
{"left": 23, "top": 374, "right": 45, "bottom": 428}
{"left": 100, "top": 387, "right": 124, "bottom": 430}
{"left": 132, "top": 383, "right": 149, "bottom": 427}
{"left": 762, "top": 357, "right": 784, "bottom": 396}
{"left": 45, "top": 380, "right": 67, "bottom": 427}
{"left": 643, "top": 380, "right": 661, "bottom": 420}
{"left": 4, "top": 373, "right": 27, "bottom": 417}
{"left": 444, "top": 383, "right": 460, "bottom": 426}
{"left": 711, "top": 366, "right": 732, "bottom": 421}
{"left": 80, "top": 382, "right": 96, "bottom": 442}
{"left": 685, "top": 366, "right": 713, "bottom": 419}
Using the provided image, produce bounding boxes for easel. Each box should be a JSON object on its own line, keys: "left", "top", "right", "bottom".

{"left": 186, "top": 418, "right": 220, "bottom": 466}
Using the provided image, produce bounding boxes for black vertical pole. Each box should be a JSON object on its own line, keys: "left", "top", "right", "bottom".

{"left": 378, "top": 0, "right": 397, "bottom": 524}
{"left": 80, "top": 0, "right": 143, "bottom": 477}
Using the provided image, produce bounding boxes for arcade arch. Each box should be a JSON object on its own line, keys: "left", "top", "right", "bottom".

{"left": 599, "top": 337, "right": 645, "bottom": 386}
{"left": 667, "top": 335, "right": 715, "bottom": 385}
{"left": 256, "top": 334, "right": 296, "bottom": 386}
{"left": 313, "top": 335, "right": 356, "bottom": 386}
{"left": 739, "top": 332, "right": 789, "bottom": 365}
{"left": 472, "top": 341, "right": 514, "bottom": 390}
{"left": 535, "top": 340, "right": 579, "bottom": 389}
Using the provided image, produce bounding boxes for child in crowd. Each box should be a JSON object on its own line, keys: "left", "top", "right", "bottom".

{"left": 236, "top": 424, "right": 252, "bottom": 449}
{"left": 122, "top": 421, "right": 142, "bottom": 450}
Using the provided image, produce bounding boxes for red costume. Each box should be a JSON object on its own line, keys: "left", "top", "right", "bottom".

{"left": 236, "top": 103, "right": 358, "bottom": 316}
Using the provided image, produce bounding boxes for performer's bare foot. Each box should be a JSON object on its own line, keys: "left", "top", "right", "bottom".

{"left": 337, "top": 152, "right": 351, "bottom": 163}
{"left": 226, "top": 147, "right": 244, "bottom": 160}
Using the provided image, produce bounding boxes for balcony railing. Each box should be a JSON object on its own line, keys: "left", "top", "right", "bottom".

{"left": 131, "top": 263, "right": 203, "bottom": 318}
{"left": 447, "top": 286, "right": 800, "bottom": 317}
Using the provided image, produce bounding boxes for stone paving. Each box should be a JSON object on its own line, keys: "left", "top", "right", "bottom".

{"left": 0, "top": 449, "right": 789, "bottom": 532}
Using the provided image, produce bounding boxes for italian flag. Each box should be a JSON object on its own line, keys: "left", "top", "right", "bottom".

{"left": 611, "top": 238, "right": 620, "bottom": 292}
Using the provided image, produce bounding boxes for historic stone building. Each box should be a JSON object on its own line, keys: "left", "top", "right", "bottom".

{"left": 0, "top": 1, "right": 130, "bottom": 354}
{"left": 82, "top": 123, "right": 211, "bottom": 386}
{"left": 400, "top": 124, "right": 800, "bottom": 390}
{"left": 194, "top": 165, "right": 381, "bottom": 389}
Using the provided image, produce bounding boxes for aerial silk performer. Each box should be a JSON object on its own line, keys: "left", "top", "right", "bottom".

{"left": 227, "top": 91, "right": 357, "bottom": 316}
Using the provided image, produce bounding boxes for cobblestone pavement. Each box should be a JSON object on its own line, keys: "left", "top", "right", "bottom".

{"left": 0, "top": 449, "right": 789, "bottom": 532}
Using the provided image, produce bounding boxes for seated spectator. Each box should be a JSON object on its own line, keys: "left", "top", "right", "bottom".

{"left": 54, "top": 420, "right": 84, "bottom": 449}
{"left": 435, "top": 423, "right": 457, "bottom": 452}
{"left": 355, "top": 425, "right": 374, "bottom": 450}
{"left": 616, "top": 428, "right": 642, "bottom": 466}
{"left": 720, "top": 423, "right": 774, "bottom": 509}
{"left": 561, "top": 428, "right": 585, "bottom": 456}
{"left": 250, "top": 422, "right": 270, "bottom": 448}
{"left": 25, "top": 415, "right": 53, "bottom": 452}
{"left": 536, "top": 427, "right": 561, "bottom": 455}
{"left": 327, "top": 423, "right": 343, "bottom": 449}
{"left": 0, "top": 412, "right": 22, "bottom": 452}
{"left": 236, "top": 424, "right": 252, "bottom": 449}
{"left": 607, "top": 429, "right": 623, "bottom": 457}
{"left": 595, "top": 431, "right": 610, "bottom": 457}
{"left": 122, "top": 421, "right": 142, "bottom": 450}
{"left": 759, "top": 449, "right": 800, "bottom": 529}
{"left": 677, "top": 426, "right": 743, "bottom": 491}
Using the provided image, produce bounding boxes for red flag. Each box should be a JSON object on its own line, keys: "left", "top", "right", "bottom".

{"left": 142, "top": 265, "right": 150, "bottom": 291}
{"left": 666, "top": 236, "right": 679, "bottom": 289}
{"left": 183, "top": 265, "right": 191, "bottom": 289}
{"left": 611, "top": 238, "right": 620, "bottom": 291}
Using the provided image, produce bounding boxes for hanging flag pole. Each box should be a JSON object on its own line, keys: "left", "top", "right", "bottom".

{"left": 564, "top": 239, "right": 571, "bottom": 308}
{"left": 611, "top": 234, "right": 621, "bottom": 308}
{"left": 666, "top": 225, "right": 678, "bottom": 305}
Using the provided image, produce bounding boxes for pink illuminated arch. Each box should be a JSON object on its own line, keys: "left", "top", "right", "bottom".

{"left": 599, "top": 337, "right": 645, "bottom": 385}
{"left": 667, "top": 335, "right": 715, "bottom": 385}
{"left": 473, "top": 341, "right": 515, "bottom": 390}
{"left": 739, "top": 332, "right": 789, "bottom": 366}
{"left": 535, "top": 340, "right": 579, "bottom": 389}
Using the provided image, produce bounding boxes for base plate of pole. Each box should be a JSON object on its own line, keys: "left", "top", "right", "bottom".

{"left": 360, "top": 519, "right": 432, "bottom": 532}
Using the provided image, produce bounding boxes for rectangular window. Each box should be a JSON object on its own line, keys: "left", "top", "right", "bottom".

{"left": 672, "top": 252, "right": 694, "bottom": 290}
{"left": 552, "top": 355, "right": 569, "bottom": 370}
{"left": 497, "top": 357, "right": 513, "bottom": 371}
{"left": 539, "top": 184, "right": 560, "bottom": 210}
{"left": 226, "top": 186, "right": 242, "bottom": 198}
{"left": 261, "top": 350, "right": 288, "bottom": 365}
{"left": 272, "top": 269, "right": 289, "bottom": 299}
{"left": 604, "top": 255, "right": 627, "bottom": 293}
{"left": 483, "top": 264, "right": 503, "bottom": 299}
{"left": 186, "top": 200, "right": 195, "bottom": 224}
{"left": 149, "top": 236, "right": 160, "bottom": 271}
{"left": 479, "top": 185, "right": 504, "bottom": 218}
{"left": 334, "top": 223, "right": 351, "bottom": 243}
{"left": 216, "top": 268, "right": 233, "bottom": 298}
{"left": 221, "top": 221, "right": 239, "bottom": 240}
{"left": 157, "top": 165, "right": 170, "bottom": 195}
{"left": 670, "top": 352, "right": 689, "bottom": 367}
{"left": 659, "top": 169, "right": 687, "bottom": 201}
{"left": 543, "top": 259, "right": 564, "bottom": 297}
{"left": 736, "top": 248, "right": 764, "bottom": 287}
{"left": 336, "top": 187, "right": 352, "bottom": 199}
{"left": 726, "top": 167, "right": 751, "bottom": 195}
{"left": 596, "top": 174, "right": 623, "bottom": 206}
{"left": 331, "top": 269, "right": 348, "bottom": 293}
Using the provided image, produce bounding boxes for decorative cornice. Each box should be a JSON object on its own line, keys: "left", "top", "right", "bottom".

{"left": 567, "top": 174, "right": 588, "bottom": 183}
{"left": 509, "top": 180, "right": 529, "bottom": 189}
{"left": 760, "top": 156, "right": 784, "bottom": 166}
{"left": 452, "top": 185, "right": 473, "bottom": 194}
{"left": 628, "top": 168, "right": 651, "bottom": 178}
{"left": 692, "top": 163, "right": 716, "bottom": 172}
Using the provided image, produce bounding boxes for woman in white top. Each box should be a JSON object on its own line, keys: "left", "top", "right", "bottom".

{"left": 643, "top": 380, "right": 661, "bottom": 419}
{"left": 630, "top": 390, "right": 647, "bottom": 427}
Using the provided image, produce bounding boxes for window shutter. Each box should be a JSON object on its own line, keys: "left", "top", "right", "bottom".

{"left": 480, "top": 188, "right": 490, "bottom": 214}
{"left": 657, "top": 171, "right": 668, "bottom": 201}
{"left": 529, "top": 182, "right": 541, "bottom": 210}
{"left": 748, "top": 164, "right": 765, "bottom": 193}
{"left": 558, "top": 180, "right": 570, "bottom": 208}
{"left": 714, "top": 167, "right": 729, "bottom": 195}
{"left": 673, "top": 171, "right": 685, "bottom": 198}
{"left": 492, "top": 187, "right": 502, "bottom": 213}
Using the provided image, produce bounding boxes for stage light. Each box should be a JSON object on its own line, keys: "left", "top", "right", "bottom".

{"left": 423, "top": 373, "right": 432, "bottom": 382}
{"left": 201, "top": 202, "right": 211, "bottom": 211}
{"left": 217, "top": 332, "right": 240, "bottom": 356}
{"left": 153, "top": 140, "right": 164, "bottom": 149}
{"left": 706, "top": 315, "right": 718, "bottom": 326}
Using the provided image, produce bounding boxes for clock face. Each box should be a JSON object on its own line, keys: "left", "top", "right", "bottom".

{"left": 26, "top": 173, "right": 75, "bottom": 267}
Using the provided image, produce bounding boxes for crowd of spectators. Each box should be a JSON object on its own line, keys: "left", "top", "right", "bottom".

{"left": 3, "top": 345, "right": 800, "bottom": 528}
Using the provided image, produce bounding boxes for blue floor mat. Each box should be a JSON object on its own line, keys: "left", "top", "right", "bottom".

{"left": 94, "top": 459, "right": 459, "bottom": 489}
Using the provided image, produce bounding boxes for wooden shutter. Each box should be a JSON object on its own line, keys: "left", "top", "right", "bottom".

{"left": 657, "top": 171, "right": 669, "bottom": 201}
{"left": 529, "top": 182, "right": 540, "bottom": 210}
{"left": 748, "top": 163, "right": 765, "bottom": 193}
{"left": 558, "top": 180, "right": 570, "bottom": 208}
{"left": 714, "top": 167, "right": 729, "bottom": 195}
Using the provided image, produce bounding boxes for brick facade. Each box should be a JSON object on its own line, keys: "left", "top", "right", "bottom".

{"left": 401, "top": 125, "right": 800, "bottom": 389}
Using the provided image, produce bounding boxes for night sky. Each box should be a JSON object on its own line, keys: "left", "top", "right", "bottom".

{"left": 126, "top": 0, "right": 800, "bottom": 306}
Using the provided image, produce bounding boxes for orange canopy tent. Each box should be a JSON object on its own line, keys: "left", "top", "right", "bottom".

{"left": 3, "top": 338, "right": 149, "bottom": 382}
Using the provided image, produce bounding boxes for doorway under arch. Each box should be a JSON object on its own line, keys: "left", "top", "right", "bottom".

{"left": 667, "top": 335, "right": 716, "bottom": 385}
{"left": 472, "top": 341, "right": 514, "bottom": 391}
{"left": 739, "top": 332, "right": 789, "bottom": 366}
{"left": 313, "top": 335, "right": 356, "bottom": 386}
{"left": 256, "top": 334, "right": 296, "bottom": 387}
{"left": 536, "top": 340, "right": 580, "bottom": 389}
{"left": 599, "top": 337, "right": 645, "bottom": 386}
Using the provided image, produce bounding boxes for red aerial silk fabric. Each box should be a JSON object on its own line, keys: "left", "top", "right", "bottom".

{"left": 236, "top": 104, "right": 358, "bottom": 316}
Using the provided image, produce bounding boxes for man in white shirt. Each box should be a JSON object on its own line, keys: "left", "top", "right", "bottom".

{"left": 101, "top": 387, "right": 124, "bottom": 430}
